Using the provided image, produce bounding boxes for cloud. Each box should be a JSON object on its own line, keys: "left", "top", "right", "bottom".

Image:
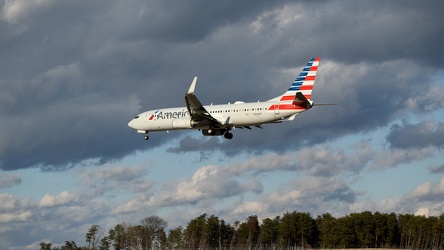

{"left": 38, "top": 191, "right": 79, "bottom": 208}
{"left": 429, "top": 163, "right": 444, "bottom": 174}
{"left": 231, "top": 201, "right": 268, "bottom": 216}
{"left": 377, "top": 176, "right": 444, "bottom": 216}
{"left": 156, "top": 165, "right": 262, "bottom": 204}
{"left": 1, "top": 0, "right": 444, "bottom": 171}
{"left": 353, "top": 177, "right": 444, "bottom": 217}
{"left": 387, "top": 121, "right": 444, "bottom": 149}
{"left": 81, "top": 164, "right": 150, "bottom": 185}
{"left": 0, "top": 210, "right": 32, "bottom": 223}
{"left": 224, "top": 176, "right": 359, "bottom": 220}
{"left": 0, "top": 193, "right": 33, "bottom": 223}
{"left": 369, "top": 148, "right": 433, "bottom": 171}
{"left": 223, "top": 141, "right": 374, "bottom": 177}
{"left": 0, "top": 95, "right": 150, "bottom": 171}
{"left": 0, "top": 174, "right": 21, "bottom": 188}
{"left": 166, "top": 58, "right": 443, "bottom": 159}
{"left": 1, "top": 0, "right": 56, "bottom": 24}
{"left": 404, "top": 177, "right": 444, "bottom": 203}
{"left": 0, "top": 193, "right": 30, "bottom": 211}
{"left": 78, "top": 165, "right": 154, "bottom": 200}
{"left": 1, "top": 0, "right": 444, "bottom": 248}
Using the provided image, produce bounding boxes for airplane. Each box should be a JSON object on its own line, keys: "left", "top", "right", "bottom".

{"left": 128, "top": 57, "right": 321, "bottom": 140}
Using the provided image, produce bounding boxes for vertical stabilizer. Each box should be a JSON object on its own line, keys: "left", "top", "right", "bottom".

{"left": 268, "top": 57, "right": 320, "bottom": 103}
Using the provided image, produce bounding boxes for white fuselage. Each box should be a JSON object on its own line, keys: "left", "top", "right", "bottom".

{"left": 127, "top": 101, "right": 304, "bottom": 132}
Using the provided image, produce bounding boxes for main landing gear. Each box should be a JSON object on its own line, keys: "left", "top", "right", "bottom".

{"left": 224, "top": 131, "right": 233, "bottom": 140}
{"left": 144, "top": 135, "right": 149, "bottom": 140}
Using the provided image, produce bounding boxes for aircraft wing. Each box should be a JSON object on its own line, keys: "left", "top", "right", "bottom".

{"left": 185, "top": 77, "right": 225, "bottom": 128}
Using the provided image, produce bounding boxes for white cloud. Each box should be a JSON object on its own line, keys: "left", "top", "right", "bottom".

{"left": 38, "top": 191, "right": 79, "bottom": 208}
{"left": 296, "top": 141, "right": 374, "bottom": 176}
{"left": 369, "top": 177, "right": 444, "bottom": 216}
{"left": 112, "top": 164, "right": 263, "bottom": 214}
{"left": 0, "top": 193, "right": 31, "bottom": 211}
{"left": 377, "top": 197, "right": 400, "bottom": 212}
{"left": 232, "top": 201, "right": 268, "bottom": 216}
{"left": 228, "top": 152, "right": 297, "bottom": 175}
{"left": 227, "top": 141, "right": 374, "bottom": 177}
{"left": 0, "top": 193, "right": 34, "bottom": 223}
{"left": 0, "top": 210, "right": 32, "bottom": 223}
{"left": 81, "top": 164, "right": 149, "bottom": 185}
{"left": 405, "top": 176, "right": 444, "bottom": 202}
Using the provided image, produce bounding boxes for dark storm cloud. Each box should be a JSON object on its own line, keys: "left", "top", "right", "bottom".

{"left": 161, "top": 0, "right": 444, "bottom": 155}
{"left": 387, "top": 121, "right": 444, "bottom": 149}
{"left": 1, "top": 0, "right": 444, "bottom": 170}
{"left": 281, "top": 0, "right": 444, "bottom": 67}
{"left": 0, "top": 95, "right": 153, "bottom": 171}
{"left": 118, "top": 0, "right": 293, "bottom": 43}
{"left": 0, "top": 0, "right": 294, "bottom": 171}
{"left": 168, "top": 59, "right": 444, "bottom": 155}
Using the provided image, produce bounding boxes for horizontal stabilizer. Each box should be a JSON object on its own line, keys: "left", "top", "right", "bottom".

{"left": 293, "top": 92, "right": 312, "bottom": 109}
{"left": 313, "top": 103, "right": 338, "bottom": 106}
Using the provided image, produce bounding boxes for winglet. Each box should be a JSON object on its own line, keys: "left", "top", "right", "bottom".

{"left": 187, "top": 76, "right": 197, "bottom": 94}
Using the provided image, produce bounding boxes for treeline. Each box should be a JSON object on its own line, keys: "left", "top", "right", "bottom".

{"left": 40, "top": 211, "right": 444, "bottom": 249}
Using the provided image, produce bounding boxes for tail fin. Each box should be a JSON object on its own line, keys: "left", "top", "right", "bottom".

{"left": 269, "top": 57, "right": 320, "bottom": 103}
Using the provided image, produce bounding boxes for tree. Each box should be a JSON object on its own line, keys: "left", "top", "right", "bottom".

{"left": 85, "top": 225, "right": 102, "bottom": 250}
{"left": 40, "top": 242, "right": 52, "bottom": 250}
{"left": 260, "top": 216, "right": 280, "bottom": 247}
{"left": 184, "top": 213, "right": 207, "bottom": 248}
{"left": 140, "top": 215, "right": 168, "bottom": 249}
{"left": 36, "top": 210, "right": 444, "bottom": 249}
{"left": 235, "top": 215, "right": 260, "bottom": 247}
{"left": 385, "top": 212, "right": 399, "bottom": 247}
{"left": 203, "top": 215, "right": 221, "bottom": 248}
{"left": 351, "top": 211, "right": 375, "bottom": 247}
{"left": 166, "top": 226, "right": 184, "bottom": 249}
{"left": 316, "top": 213, "right": 340, "bottom": 248}
{"left": 98, "top": 236, "right": 111, "bottom": 250}
{"left": 60, "top": 241, "right": 81, "bottom": 250}
{"left": 219, "top": 219, "right": 234, "bottom": 248}
{"left": 108, "top": 224, "right": 128, "bottom": 250}
{"left": 336, "top": 215, "right": 356, "bottom": 248}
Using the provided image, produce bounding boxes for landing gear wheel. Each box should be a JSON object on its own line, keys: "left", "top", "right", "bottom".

{"left": 144, "top": 135, "right": 149, "bottom": 140}
{"left": 224, "top": 132, "right": 233, "bottom": 140}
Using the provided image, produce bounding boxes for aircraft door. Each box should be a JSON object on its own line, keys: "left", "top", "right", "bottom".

{"left": 274, "top": 103, "right": 280, "bottom": 115}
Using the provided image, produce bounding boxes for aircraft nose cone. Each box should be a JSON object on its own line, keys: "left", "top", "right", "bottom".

{"left": 128, "top": 120, "right": 135, "bottom": 129}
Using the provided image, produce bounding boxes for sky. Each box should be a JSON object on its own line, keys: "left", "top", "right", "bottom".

{"left": 1, "top": 0, "right": 444, "bottom": 248}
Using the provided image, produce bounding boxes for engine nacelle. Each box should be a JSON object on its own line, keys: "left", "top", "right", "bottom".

{"left": 172, "top": 119, "right": 194, "bottom": 129}
{"left": 202, "top": 128, "right": 225, "bottom": 136}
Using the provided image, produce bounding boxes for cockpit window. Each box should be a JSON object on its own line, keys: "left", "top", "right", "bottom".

{"left": 134, "top": 115, "right": 140, "bottom": 119}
